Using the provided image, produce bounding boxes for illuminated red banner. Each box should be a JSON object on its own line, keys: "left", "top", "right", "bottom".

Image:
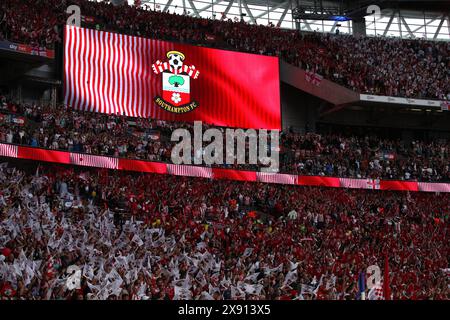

{"left": 64, "top": 25, "right": 281, "bottom": 129}
{"left": 1, "top": 143, "right": 449, "bottom": 193}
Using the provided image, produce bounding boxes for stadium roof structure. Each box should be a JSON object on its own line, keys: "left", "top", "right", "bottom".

{"left": 250, "top": 0, "right": 450, "bottom": 11}
{"left": 201, "top": 0, "right": 449, "bottom": 15}
{"left": 136, "top": 0, "right": 449, "bottom": 40}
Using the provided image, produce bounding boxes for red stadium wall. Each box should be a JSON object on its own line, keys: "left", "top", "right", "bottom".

{"left": 64, "top": 25, "right": 281, "bottom": 130}
{"left": 1, "top": 143, "right": 449, "bottom": 193}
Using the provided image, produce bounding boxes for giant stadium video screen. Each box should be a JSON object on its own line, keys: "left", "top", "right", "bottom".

{"left": 63, "top": 25, "right": 281, "bottom": 129}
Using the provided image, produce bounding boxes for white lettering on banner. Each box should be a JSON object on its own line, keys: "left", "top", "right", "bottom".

{"left": 360, "top": 94, "right": 445, "bottom": 108}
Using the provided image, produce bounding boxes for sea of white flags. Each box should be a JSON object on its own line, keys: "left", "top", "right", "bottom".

{"left": 0, "top": 164, "right": 337, "bottom": 299}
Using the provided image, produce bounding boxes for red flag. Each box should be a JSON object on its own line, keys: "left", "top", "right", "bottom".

{"left": 383, "top": 254, "right": 391, "bottom": 300}
{"left": 247, "top": 211, "right": 257, "bottom": 218}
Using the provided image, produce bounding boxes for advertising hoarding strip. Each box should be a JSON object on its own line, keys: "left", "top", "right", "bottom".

{"left": 167, "top": 164, "right": 212, "bottom": 178}
{"left": 212, "top": 168, "right": 258, "bottom": 182}
{"left": 257, "top": 172, "right": 297, "bottom": 185}
{"left": 0, "top": 40, "right": 55, "bottom": 58}
{"left": 69, "top": 153, "right": 119, "bottom": 169}
{"left": 0, "top": 143, "right": 18, "bottom": 158}
{"left": 417, "top": 182, "right": 450, "bottom": 193}
{"left": 359, "top": 94, "right": 447, "bottom": 108}
{"left": 379, "top": 180, "right": 419, "bottom": 192}
{"left": 298, "top": 176, "right": 341, "bottom": 187}
{"left": 118, "top": 158, "right": 167, "bottom": 174}
{"left": 0, "top": 143, "right": 449, "bottom": 193}
{"left": 339, "top": 178, "right": 369, "bottom": 189}
{"left": 17, "top": 146, "right": 70, "bottom": 164}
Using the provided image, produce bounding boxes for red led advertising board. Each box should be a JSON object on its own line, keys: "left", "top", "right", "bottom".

{"left": 64, "top": 25, "right": 281, "bottom": 129}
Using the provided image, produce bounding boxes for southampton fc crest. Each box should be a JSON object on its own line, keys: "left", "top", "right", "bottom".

{"left": 152, "top": 51, "right": 200, "bottom": 113}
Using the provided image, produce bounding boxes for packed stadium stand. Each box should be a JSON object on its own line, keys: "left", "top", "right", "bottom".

{"left": 0, "top": 161, "right": 448, "bottom": 299}
{"left": 1, "top": 0, "right": 449, "bottom": 99}
{"left": 0, "top": 101, "right": 449, "bottom": 181}
{"left": 0, "top": 0, "right": 449, "bottom": 301}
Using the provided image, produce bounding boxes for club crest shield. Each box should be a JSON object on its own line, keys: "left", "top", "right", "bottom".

{"left": 152, "top": 51, "right": 200, "bottom": 113}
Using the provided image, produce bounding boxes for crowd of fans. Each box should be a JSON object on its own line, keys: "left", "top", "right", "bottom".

{"left": 0, "top": 0, "right": 62, "bottom": 49}
{"left": 280, "top": 131, "right": 450, "bottom": 182}
{"left": 0, "top": 0, "right": 448, "bottom": 302}
{"left": 0, "top": 0, "right": 449, "bottom": 99}
{"left": 0, "top": 161, "right": 448, "bottom": 300}
{"left": 1, "top": 101, "right": 449, "bottom": 182}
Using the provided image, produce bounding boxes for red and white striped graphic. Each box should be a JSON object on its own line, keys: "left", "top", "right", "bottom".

{"left": 3, "top": 143, "right": 450, "bottom": 194}
{"left": 151, "top": 60, "right": 199, "bottom": 78}
{"left": 0, "top": 143, "right": 18, "bottom": 158}
{"left": 65, "top": 26, "right": 149, "bottom": 117}
{"left": 70, "top": 153, "right": 119, "bottom": 169}
{"left": 151, "top": 60, "right": 170, "bottom": 74}
{"left": 418, "top": 182, "right": 450, "bottom": 193}
{"left": 167, "top": 164, "right": 212, "bottom": 178}
{"left": 339, "top": 178, "right": 368, "bottom": 189}
{"left": 257, "top": 172, "right": 297, "bottom": 185}
{"left": 182, "top": 64, "right": 199, "bottom": 78}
